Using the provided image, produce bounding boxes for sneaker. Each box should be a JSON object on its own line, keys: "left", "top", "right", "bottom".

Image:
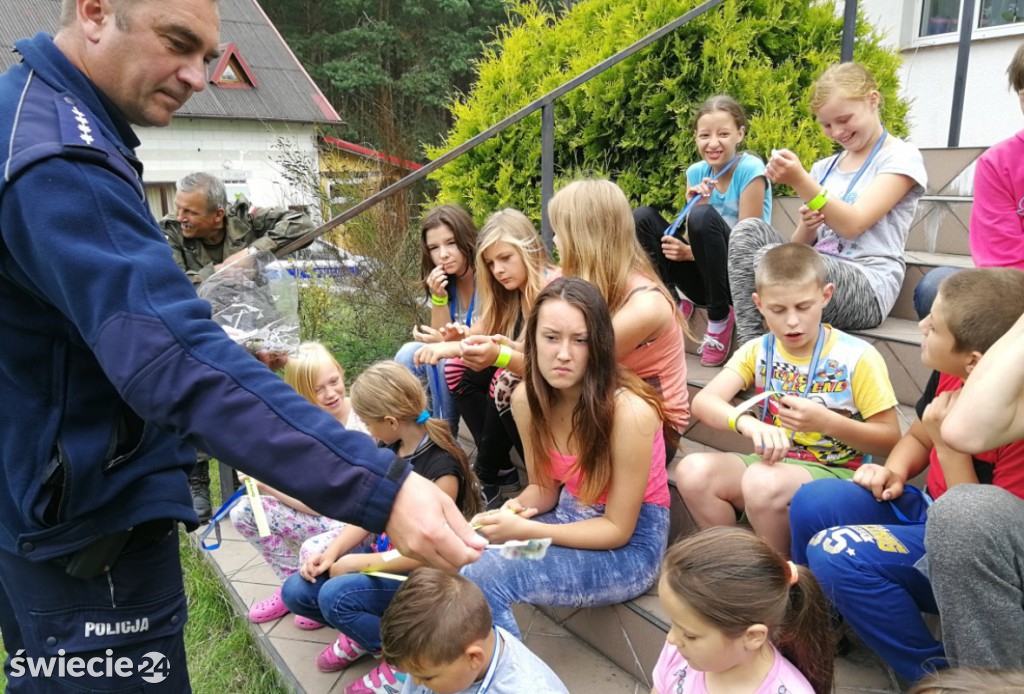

{"left": 481, "top": 484, "right": 504, "bottom": 511}
{"left": 678, "top": 297, "right": 695, "bottom": 322}
{"left": 698, "top": 307, "right": 735, "bottom": 367}
{"left": 316, "top": 633, "right": 370, "bottom": 672}
{"left": 248, "top": 586, "right": 290, "bottom": 624}
{"left": 189, "top": 465, "right": 212, "bottom": 524}
{"left": 496, "top": 467, "right": 522, "bottom": 495}
{"left": 293, "top": 614, "right": 323, "bottom": 630}
{"left": 345, "top": 659, "right": 407, "bottom": 694}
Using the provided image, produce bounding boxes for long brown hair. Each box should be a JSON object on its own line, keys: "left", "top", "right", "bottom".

{"left": 474, "top": 208, "right": 554, "bottom": 338}
{"left": 350, "top": 361, "right": 482, "bottom": 518}
{"left": 662, "top": 527, "right": 835, "bottom": 694}
{"left": 523, "top": 277, "right": 664, "bottom": 504}
{"left": 418, "top": 205, "right": 478, "bottom": 287}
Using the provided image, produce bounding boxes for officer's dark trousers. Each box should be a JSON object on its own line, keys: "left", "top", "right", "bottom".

{"left": 0, "top": 527, "right": 190, "bottom": 692}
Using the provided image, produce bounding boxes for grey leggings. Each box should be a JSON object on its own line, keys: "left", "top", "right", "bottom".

{"left": 727, "top": 219, "right": 884, "bottom": 344}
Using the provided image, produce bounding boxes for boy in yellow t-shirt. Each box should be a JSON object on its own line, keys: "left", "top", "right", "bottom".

{"left": 674, "top": 243, "right": 900, "bottom": 554}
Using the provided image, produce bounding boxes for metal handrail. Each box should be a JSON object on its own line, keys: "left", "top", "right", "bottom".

{"left": 276, "top": 0, "right": 727, "bottom": 257}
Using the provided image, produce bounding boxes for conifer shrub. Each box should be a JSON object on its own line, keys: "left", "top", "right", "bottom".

{"left": 428, "top": 0, "right": 909, "bottom": 222}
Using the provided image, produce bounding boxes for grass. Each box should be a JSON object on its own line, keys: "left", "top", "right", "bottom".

{"left": 0, "top": 465, "right": 289, "bottom": 694}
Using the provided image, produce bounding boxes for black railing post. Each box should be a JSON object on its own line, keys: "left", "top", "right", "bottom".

{"left": 948, "top": 0, "right": 975, "bottom": 147}
{"left": 541, "top": 103, "right": 555, "bottom": 252}
{"left": 841, "top": 0, "right": 857, "bottom": 62}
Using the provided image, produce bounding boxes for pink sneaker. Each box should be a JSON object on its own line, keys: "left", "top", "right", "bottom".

{"left": 699, "top": 307, "right": 735, "bottom": 367}
{"left": 248, "top": 586, "right": 289, "bottom": 623}
{"left": 345, "top": 659, "right": 407, "bottom": 693}
{"left": 677, "top": 296, "right": 695, "bottom": 322}
{"left": 293, "top": 614, "right": 323, "bottom": 630}
{"left": 316, "top": 633, "right": 370, "bottom": 672}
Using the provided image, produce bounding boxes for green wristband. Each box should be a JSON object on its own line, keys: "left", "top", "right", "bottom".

{"left": 806, "top": 188, "right": 830, "bottom": 212}
{"left": 430, "top": 294, "right": 449, "bottom": 306}
{"left": 492, "top": 345, "right": 512, "bottom": 369}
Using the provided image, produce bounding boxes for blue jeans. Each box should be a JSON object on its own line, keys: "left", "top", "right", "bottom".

{"left": 394, "top": 341, "right": 458, "bottom": 435}
{"left": 913, "top": 266, "right": 962, "bottom": 319}
{"left": 281, "top": 557, "right": 397, "bottom": 653}
{"left": 790, "top": 479, "right": 945, "bottom": 681}
{"left": 460, "top": 489, "right": 669, "bottom": 639}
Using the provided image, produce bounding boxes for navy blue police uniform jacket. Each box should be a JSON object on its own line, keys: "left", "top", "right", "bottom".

{"left": 0, "top": 34, "right": 410, "bottom": 561}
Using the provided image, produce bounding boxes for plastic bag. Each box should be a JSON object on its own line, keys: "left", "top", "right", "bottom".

{"left": 197, "top": 248, "right": 300, "bottom": 358}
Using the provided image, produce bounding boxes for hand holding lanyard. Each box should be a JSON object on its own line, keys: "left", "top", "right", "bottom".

{"left": 666, "top": 153, "right": 743, "bottom": 239}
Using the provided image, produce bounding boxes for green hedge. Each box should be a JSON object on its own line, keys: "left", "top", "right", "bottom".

{"left": 427, "top": 0, "right": 908, "bottom": 221}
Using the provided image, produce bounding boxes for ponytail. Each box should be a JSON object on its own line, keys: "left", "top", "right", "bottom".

{"left": 776, "top": 565, "right": 836, "bottom": 694}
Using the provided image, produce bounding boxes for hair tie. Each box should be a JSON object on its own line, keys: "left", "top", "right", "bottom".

{"left": 416, "top": 409, "right": 430, "bottom": 424}
{"left": 786, "top": 560, "right": 800, "bottom": 586}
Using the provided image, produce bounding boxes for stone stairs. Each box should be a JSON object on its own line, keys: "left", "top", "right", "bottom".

{"left": 199, "top": 147, "right": 983, "bottom": 693}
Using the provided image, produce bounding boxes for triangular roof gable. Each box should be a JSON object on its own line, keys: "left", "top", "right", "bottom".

{"left": 210, "top": 42, "right": 258, "bottom": 89}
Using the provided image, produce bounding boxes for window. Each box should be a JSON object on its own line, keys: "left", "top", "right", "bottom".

{"left": 919, "top": 0, "right": 1024, "bottom": 38}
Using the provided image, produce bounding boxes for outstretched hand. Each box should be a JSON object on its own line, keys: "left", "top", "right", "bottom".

{"left": 385, "top": 472, "right": 486, "bottom": 572}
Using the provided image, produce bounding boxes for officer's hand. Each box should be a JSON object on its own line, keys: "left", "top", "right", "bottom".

{"left": 385, "top": 472, "right": 485, "bottom": 571}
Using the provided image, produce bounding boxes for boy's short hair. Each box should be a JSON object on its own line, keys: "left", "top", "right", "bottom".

{"left": 380, "top": 568, "right": 493, "bottom": 670}
{"left": 754, "top": 243, "right": 827, "bottom": 292}
{"left": 937, "top": 268, "right": 1024, "bottom": 354}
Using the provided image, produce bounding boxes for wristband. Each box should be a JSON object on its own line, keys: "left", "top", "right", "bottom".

{"left": 726, "top": 390, "right": 778, "bottom": 432}
{"left": 806, "top": 188, "right": 830, "bottom": 212}
{"left": 493, "top": 344, "right": 513, "bottom": 369}
{"left": 430, "top": 294, "right": 449, "bottom": 306}
{"left": 727, "top": 410, "right": 755, "bottom": 433}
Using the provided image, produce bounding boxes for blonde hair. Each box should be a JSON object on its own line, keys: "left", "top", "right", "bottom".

{"left": 910, "top": 668, "right": 1024, "bottom": 694}
{"left": 549, "top": 179, "right": 667, "bottom": 314}
{"left": 474, "top": 209, "right": 553, "bottom": 338}
{"left": 283, "top": 342, "right": 345, "bottom": 405}
{"left": 810, "top": 62, "right": 880, "bottom": 112}
{"left": 350, "top": 361, "right": 482, "bottom": 518}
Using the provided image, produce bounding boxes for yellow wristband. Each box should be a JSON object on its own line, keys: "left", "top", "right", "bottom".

{"left": 430, "top": 294, "right": 449, "bottom": 306}
{"left": 493, "top": 344, "right": 512, "bottom": 369}
{"left": 728, "top": 410, "right": 754, "bottom": 433}
{"left": 806, "top": 188, "right": 830, "bottom": 212}
{"left": 726, "top": 390, "right": 778, "bottom": 432}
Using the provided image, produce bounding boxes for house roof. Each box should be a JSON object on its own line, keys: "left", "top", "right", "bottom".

{"left": 323, "top": 136, "right": 423, "bottom": 172}
{"left": 0, "top": 0, "right": 341, "bottom": 124}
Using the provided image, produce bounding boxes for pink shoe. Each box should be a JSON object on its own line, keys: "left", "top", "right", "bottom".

{"left": 678, "top": 297, "right": 695, "bottom": 322}
{"left": 699, "top": 307, "right": 735, "bottom": 367}
{"left": 345, "top": 659, "right": 407, "bottom": 694}
{"left": 248, "top": 586, "right": 289, "bottom": 623}
{"left": 316, "top": 633, "right": 370, "bottom": 672}
{"left": 293, "top": 614, "right": 323, "bottom": 630}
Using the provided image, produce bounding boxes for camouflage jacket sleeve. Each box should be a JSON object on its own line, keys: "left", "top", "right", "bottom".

{"left": 159, "top": 216, "right": 204, "bottom": 285}
{"left": 245, "top": 204, "right": 315, "bottom": 255}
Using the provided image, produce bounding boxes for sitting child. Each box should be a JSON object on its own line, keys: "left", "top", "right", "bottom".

{"left": 380, "top": 567, "right": 569, "bottom": 694}
{"left": 654, "top": 527, "right": 833, "bottom": 694}
{"left": 674, "top": 243, "right": 900, "bottom": 554}
{"left": 788, "top": 268, "right": 1024, "bottom": 682}
{"left": 231, "top": 342, "right": 369, "bottom": 629}
{"left": 281, "top": 361, "right": 482, "bottom": 694}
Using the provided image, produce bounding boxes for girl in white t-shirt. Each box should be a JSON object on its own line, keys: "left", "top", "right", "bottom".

{"left": 653, "top": 527, "right": 833, "bottom": 694}
{"left": 727, "top": 62, "right": 927, "bottom": 346}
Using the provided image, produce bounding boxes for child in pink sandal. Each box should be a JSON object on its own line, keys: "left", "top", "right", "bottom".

{"left": 231, "top": 343, "right": 370, "bottom": 630}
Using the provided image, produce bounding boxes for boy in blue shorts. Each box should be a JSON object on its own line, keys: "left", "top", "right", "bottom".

{"left": 380, "top": 568, "right": 568, "bottom": 694}
{"left": 674, "top": 243, "right": 900, "bottom": 554}
{"left": 788, "top": 268, "right": 1024, "bottom": 682}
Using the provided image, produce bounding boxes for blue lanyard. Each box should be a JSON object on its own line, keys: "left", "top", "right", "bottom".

{"left": 817, "top": 128, "right": 888, "bottom": 201}
{"left": 451, "top": 285, "right": 476, "bottom": 328}
{"left": 472, "top": 627, "right": 501, "bottom": 694}
{"left": 666, "top": 153, "right": 743, "bottom": 238}
{"left": 200, "top": 486, "right": 247, "bottom": 550}
{"left": 761, "top": 325, "right": 827, "bottom": 424}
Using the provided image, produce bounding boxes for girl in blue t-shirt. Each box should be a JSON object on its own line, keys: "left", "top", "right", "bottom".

{"left": 634, "top": 95, "right": 772, "bottom": 367}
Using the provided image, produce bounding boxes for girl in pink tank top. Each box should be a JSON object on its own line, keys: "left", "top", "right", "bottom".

{"left": 462, "top": 277, "right": 671, "bottom": 639}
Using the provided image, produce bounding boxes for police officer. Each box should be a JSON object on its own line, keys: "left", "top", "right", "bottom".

{"left": 0, "top": 1, "right": 483, "bottom": 691}
{"left": 160, "top": 172, "right": 314, "bottom": 287}
{"left": 161, "top": 172, "right": 315, "bottom": 521}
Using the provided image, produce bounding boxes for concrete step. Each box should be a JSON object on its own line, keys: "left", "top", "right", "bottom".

{"left": 891, "top": 250, "right": 974, "bottom": 321}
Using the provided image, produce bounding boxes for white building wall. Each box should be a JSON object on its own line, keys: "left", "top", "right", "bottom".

{"left": 135, "top": 118, "right": 321, "bottom": 210}
{"left": 856, "top": 0, "right": 1023, "bottom": 148}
